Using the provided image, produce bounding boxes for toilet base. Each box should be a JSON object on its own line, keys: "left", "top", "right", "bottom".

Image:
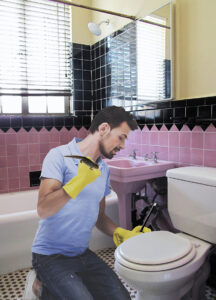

{"left": 115, "top": 255, "right": 211, "bottom": 300}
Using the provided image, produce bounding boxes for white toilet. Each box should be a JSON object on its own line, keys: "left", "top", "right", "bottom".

{"left": 115, "top": 166, "right": 216, "bottom": 300}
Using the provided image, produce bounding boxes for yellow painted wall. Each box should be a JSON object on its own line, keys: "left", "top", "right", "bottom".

{"left": 175, "top": 0, "right": 216, "bottom": 100}
{"left": 70, "top": 0, "right": 93, "bottom": 45}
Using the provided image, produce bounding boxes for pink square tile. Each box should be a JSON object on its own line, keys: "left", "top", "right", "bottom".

{"left": 20, "top": 176, "right": 30, "bottom": 189}
{"left": 60, "top": 131, "right": 69, "bottom": 145}
{"left": 179, "top": 132, "right": 191, "bottom": 148}
{"left": 0, "top": 156, "right": 8, "bottom": 168}
{"left": 28, "top": 129, "right": 39, "bottom": 143}
{"left": 204, "top": 133, "right": 216, "bottom": 150}
{"left": 5, "top": 133, "right": 17, "bottom": 145}
{"left": 0, "top": 145, "right": 7, "bottom": 156}
{"left": 158, "top": 147, "right": 168, "bottom": 160}
{"left": 150, "top": 132, "right": 159, "bottom": 145}
{"left": 29, "top": 143, "right": 40, "bottom": 154}
{"left": 40, "top": 143, "right": 50, "bottom": 154}
{"left": 0, "top": 134, "right": 6, "bottom": 145}
{"left": 29, "top": 154, "right": 40, "bottom": 166}
{"left": 169, "top": 132, "right": 179, "bottom": 147}
{"left": 191, "top": 132, "right": 204, "bottom": 149}
{"left": 29, "top": 165, "right": 42, "bottom": 172}
{"left": 6, "top": 155, "right": 18, "bottom": 167}
{"left": 190, "top": 149, "right": 203, "bottom": 166}
{"left": 158, "top": 132, "right": 168, "bottom": 146}
{"left": 50, "top": 134, "right": 60, "bottom": 144}
{"left": 17, "top": 144, "right": 29, "bottom": 156}
{"left": 204, "top": 150, "right": 216, "bottom": 167}
{"left": 168, "top": 147, "right": 179, "bottom": 162}
{"left": 7, "top": 144, "right": 18, "bottom": 155}
{"left": 18, "top": 155, "right": 29, "bottom": 166}
{"left": 8, "top": 167, "right": 19, "bottom": 179}
{"left": 19, "top": 166, "right": 29, "bottom": 177}
{"left": 0, "top": 167, "right": 7, "bottom": 179}
{"left": 141, "top": 131, "right": 150, "bottom": 145}
{"left": 0, "top": 178, "right": 9, "bottom": 193}
{"left": 39, "top": 132, "right": 50, "bottom": 144}
{"left": 8, "top": 177, "right": 20, "bottom": 190}
{"left": 179, "top": 148, "right": 191, "bottom": 164}
{"left": 17, "top": 132, "right": 28, "bottom": 144}
{"left": 49, "top": 142, "right": 60, "bottom": 149}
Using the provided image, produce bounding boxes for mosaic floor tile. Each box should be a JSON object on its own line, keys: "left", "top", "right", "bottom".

{"left": 0, "top": 248, "right": 215, "bottom": 300}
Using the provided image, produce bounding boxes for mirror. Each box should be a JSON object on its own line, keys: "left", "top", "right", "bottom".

{"left": 135, "top": 3, "right": 172, "bottom": 110}
{"left": 90, "top": 2, "right": 172, "bottom": 112}
{"left": 72, "top": 1, "right": 173, "bottom": 113}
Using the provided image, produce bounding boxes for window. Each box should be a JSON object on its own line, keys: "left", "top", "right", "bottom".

{"left": 136, "top": 15, "right": 166, "bottom": 105}
{"left": 0, "top": 0, "right": 72, "bottom": 114}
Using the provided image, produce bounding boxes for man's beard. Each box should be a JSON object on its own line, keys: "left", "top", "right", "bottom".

{"left": 99, "top": 141, "right": 119, "bottom": 159}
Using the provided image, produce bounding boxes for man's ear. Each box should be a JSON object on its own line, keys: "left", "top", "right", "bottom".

{"left": 98, "top": 122, "right": 111, "bottom": 137}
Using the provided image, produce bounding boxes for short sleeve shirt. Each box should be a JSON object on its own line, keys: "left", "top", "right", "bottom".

{"left": 32, "top": 138, "right": 111, "bottom": 256}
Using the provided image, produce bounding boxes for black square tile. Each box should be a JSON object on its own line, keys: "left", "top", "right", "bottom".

{"left": 10, "top": 116, "right": 22, "bottom": 128}
{"left": 175, "top": 107, "right": 185, "bottom": 118}
{"left": 84, "top": 91, "right": 92, "bottom": 101}
{"left": 74, "top": 100, "right": 83, "bottom": 110}
{"left": 212, "top": 105, "right": 216, "bottom": 118}
{"left": 163, "top": 108, "right": 173, "bottom": 123}
{"left": 83, "top": 60, "right": 91, "bottom": 70}
{"left": 83, "top": 70, "right": 91, "bottom": 81}
{"left": 73, "top": 59, "right": 82, "bottom": 69}
{"left": 74, "top": 90, "right": 83, "bottom": 101}
{"left": 154, "top": 109, "right": 163, "bottom": 123}
{"left": 74, "top": 70, "right": 82, "bottom": 80}
{"left": 186, "top": 106, "right": 197, "bottom": 118}
{"left": 198, "top": 105, "right": 211, "bottom": 118}
{"left": 74, "top": 80, "right": 83, "bottom": 90}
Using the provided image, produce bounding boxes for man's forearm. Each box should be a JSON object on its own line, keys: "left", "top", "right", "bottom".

{"left": 96, "top": 213, "right": 118, "bottom": 237}
{"left": 38, "top": 187, "right": 70, "bottom": 218}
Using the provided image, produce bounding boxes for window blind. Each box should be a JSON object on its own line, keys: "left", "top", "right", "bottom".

{"left": 136, "top": 16, "right": 166, "bottom": 104}
{"left": 0, "top": 0, "right": 72, "bottom": 96}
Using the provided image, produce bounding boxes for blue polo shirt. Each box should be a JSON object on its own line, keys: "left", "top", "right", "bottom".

{"left": 32, "top": 138, "right": 111, "bottom": 256}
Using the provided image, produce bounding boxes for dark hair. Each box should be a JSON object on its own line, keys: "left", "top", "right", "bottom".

{"left": 89, "top": 106, "right": 138, "bottom": 133}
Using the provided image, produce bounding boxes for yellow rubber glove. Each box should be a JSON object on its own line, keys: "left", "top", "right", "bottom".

{"left": 113, "top": 226, "right": 151, "bottom": 247}
{"left": 63, "top": 158, "right": 101, "bottom": 199}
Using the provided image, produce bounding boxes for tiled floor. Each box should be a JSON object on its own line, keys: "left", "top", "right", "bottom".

{"left": 0, "top": 248, "right": 216, "bottom": 300}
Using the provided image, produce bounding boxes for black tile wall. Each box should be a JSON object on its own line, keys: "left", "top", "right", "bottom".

{"left": 1, "top": 26, "right": 216, "bottom": 132}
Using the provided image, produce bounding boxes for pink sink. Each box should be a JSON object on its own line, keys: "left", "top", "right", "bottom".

{"left": 105, "top": 157, "right": 175, "bottom": 229}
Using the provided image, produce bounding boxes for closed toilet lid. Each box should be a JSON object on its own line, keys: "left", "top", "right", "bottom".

{"left": 119, "top": 231, "right": 193, "bottom": 264}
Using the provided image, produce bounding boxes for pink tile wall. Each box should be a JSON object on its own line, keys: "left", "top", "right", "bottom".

{"left": 1, "top": 123, "right": 216, "bottom": 194}
{"left": 0, "top": 126, "right": 88, "bottom": 194}
{"left": 124, "top": 124, "right": 216, "bottom": 168}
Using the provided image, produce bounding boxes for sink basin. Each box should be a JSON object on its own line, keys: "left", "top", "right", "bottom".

{"left": 105, "top": 157, "right": 175, "bottom": 229}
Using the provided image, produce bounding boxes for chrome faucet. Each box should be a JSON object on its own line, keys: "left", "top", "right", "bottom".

{"left": 143, "top": 154, "right": 149, "bottom": 161}
{"left": 151, "top": 152, "right": 159, "bottom": 163}
{"left": 129, "top": 149, "right": 137, "bottom": 159}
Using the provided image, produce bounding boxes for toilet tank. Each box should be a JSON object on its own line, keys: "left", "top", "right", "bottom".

{"left": 166, "top": 166, "right": 216, "bottom": 244}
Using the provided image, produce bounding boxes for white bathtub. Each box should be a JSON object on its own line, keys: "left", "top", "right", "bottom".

{"left": 0, "top": 189, "right": 119, "bottom": 275}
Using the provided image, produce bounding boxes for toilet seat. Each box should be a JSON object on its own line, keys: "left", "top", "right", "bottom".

{"left": 115, "top": 231, "right": 197, "bottom": 272}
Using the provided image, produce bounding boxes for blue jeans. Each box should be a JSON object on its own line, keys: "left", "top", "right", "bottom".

{"left": 32, "top": 249, "right": 131, "bottom": 300}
